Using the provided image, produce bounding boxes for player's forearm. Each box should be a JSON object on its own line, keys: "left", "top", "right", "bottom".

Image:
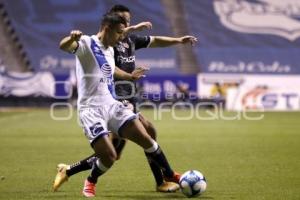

{"left": 149, "top": 36, "right": 181, "bottom": 48}
{"left": 124, "top": 26, "right": 137, "bottom": 34}
{"left": 124, "top": 21, "right": 152, "bottom": 34}
{"left": 59, "top": 36, "right": 78, "bottom": 53}
{"left": 114, "top": 67, "right": 134, "bottom": 81}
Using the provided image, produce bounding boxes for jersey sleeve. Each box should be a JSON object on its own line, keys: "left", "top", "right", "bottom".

{"left": 129, "top": 34, "right": 152, "bottom": 50}
{"left": 74, "top": 35, "right": 91, "bottom": 57}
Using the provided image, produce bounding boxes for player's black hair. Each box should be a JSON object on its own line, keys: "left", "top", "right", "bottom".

{"left": 101, "top": 12, "right": 127, "bottom": 29}
{"left": 109, "top": 4, "right": 130, "bottom": 13}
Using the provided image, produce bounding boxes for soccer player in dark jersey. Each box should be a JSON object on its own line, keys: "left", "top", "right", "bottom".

{"left": 53, "top": 5, "right": 197, "bottom": 196}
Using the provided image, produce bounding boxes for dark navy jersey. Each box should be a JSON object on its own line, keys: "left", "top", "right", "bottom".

{"left": 114, "top": 34, "right": 151, "bottom": 100}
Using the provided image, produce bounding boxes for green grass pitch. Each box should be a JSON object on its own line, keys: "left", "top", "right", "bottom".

{"left": 0, "top": 109, "right": 300, "bottom": 200}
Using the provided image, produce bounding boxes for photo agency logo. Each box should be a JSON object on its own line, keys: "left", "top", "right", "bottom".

{"left": 214, "top": 0, "right": 300, "bottom": 41}
{"left": 49, "top": 79, "right": 264, "bottom": 122}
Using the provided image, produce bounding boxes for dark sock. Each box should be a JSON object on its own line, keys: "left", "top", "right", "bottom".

{"left": 87, "top": 160, "right": 105, "bottom": 184}
{"left": 66, "top": 154, "right": 96, "bottom": 177}
{"left": 145, "top": 146, "right": 174, "bottom": 178}
{"left": 145, "top": 152, "right": 164, "bottom": 186}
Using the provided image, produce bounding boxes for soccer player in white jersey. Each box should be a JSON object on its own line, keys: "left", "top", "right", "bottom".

{"left": 58, "top": 13, "right": 180, "bottom": 197}
{"left": 53, "top": 4, "right": 198, "bottom": 195}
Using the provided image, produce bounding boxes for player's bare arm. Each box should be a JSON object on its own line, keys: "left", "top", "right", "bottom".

{"left": 149, "top": 35, "right": 198, "bottom": 47}
{"left": 114, "top": 66, "right": 149, "bottom": 81}
{"left": 59, "top": 30, "right": 83, "bottom": 53}
{"left": 124, "top": 21, "right": 152, "bottom": 34}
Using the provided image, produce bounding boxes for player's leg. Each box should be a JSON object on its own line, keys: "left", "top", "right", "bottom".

{"left": 113, "top": 137, "right": 127, "bottom": 160}
{"left": 107, "top": 99, "right": 135, "bottom": 160}
{"left": 53, "top": 154, "right": 96, "bottom": 191}
{"left": 67, "top": 154, "right": 96, "bottom": 176}
{"left": 119, "top": 100, "right": 161, "bottom": 179}
{"left": 87, "top": 134, "right": 117, "bottom": 183}
{"left": 139, "top": 114, "right": 157, "bottom": 140}
{"left": 78, "top": 108, "right": 118, "bottom": 197}
{"left": 52, "top": 132, "right": 127, "bottom": 192}
{"left": 139, "top": 114, "right": 179, "bottom": 192}
{"left": 83, "top": 134, "right": 117, "bottom": 197}
{"left": 109, "top": 103, "right": 178, "bottom": 192}
{"left": 119, "top": 118, "right": 180, "bottom": 184}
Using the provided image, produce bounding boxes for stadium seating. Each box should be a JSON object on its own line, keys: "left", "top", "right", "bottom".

{"left": 2, "top": 0, "right": 178, "bottom": 74}
{"left": 0, "top": 2, "right": 31, "bottom": 72}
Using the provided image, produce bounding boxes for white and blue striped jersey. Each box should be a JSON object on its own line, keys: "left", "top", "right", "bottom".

{"left": 74, "top": 35, "right": 116, "bottom": 109}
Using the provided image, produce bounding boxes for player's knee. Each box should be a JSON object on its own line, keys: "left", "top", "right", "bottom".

{"left": 93, "top": 144, "right": 117, "bottom": 167}
{"left": 101, "top": 151, "right": 117, "bottom": 167}
{"left": 108, "top": 150, "right": 118, "bottom": 163}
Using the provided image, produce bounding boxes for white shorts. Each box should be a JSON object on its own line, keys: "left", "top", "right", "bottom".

{"left": 79, "top": 101, "right": 137, "bottom": 144}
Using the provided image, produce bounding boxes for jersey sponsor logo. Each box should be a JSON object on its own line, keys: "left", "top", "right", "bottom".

{"left": 99, "top": 77, "right": 113, "bottom": 84}
{"left": 90, "top": 40, "right": 113, "bottom": 84}
{"left": 118, "top": 55, "right": 135, "bottom": 64}
{"left": 214, "top": 0, "right": 300, "bottom": 41}
{"left": 100, "top": 63, "right": 112, "bottom": 78}
{"left": 99, "top": 63, "right": 113, "bottom": 85}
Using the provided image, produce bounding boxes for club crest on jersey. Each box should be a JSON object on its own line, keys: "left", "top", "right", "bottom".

{"left": 116, "top": 42, "right": 129, "bottom": 53}
{"left": 213, "top": 0, "right": 300, "bottom": 41}
{"left": 122, "top": 42, "right": 129, "bottom": 48}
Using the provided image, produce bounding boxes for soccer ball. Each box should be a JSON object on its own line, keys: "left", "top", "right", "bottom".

{"left": 179, "top": 170, "right": 207, "bottom": 197}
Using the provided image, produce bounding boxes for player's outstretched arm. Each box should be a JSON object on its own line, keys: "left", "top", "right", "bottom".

{"left": 124, "top": 22, "right": 152, "bottom": 34}
{"left": 114, "top": 66, "right": 149, "bottom": 81}
{"left": 59, "top": 30, "right": 83, "bottom": 53}
{"left": 149, "top": 35, "right": 198, "bottom": 48}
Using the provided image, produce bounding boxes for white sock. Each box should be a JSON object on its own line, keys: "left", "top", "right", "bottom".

{"left": 144, "top": 140, "right": 159, "bottom": 153}
{"left": 96, "top": 159, "right": 109, "bottom": 172}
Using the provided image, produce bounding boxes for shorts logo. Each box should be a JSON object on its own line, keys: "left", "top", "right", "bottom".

{"left": 115, "top": 104, "right": 124, "bottom": 117}
{"left": 213, "top": 0, "right": 300, "bottom": 41}
{"left": 89, "top": 122, "right": 104, "bottom": 137}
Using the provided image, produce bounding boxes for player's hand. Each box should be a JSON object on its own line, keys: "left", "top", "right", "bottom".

{"left": 180, "top": 36, "right": 198, "bottom": 46}
{"left": 131, "top": 66, "right": 149, "bottom": 80}
{"left": 70, "top": 30, "right": 83, "bottom": 41}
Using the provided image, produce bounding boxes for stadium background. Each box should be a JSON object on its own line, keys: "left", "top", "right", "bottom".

{"left": 1, "top": 0, "right": 299, "bottom": 110}
{"left": 0, "top": 0, "right": 300, "bottom": 200}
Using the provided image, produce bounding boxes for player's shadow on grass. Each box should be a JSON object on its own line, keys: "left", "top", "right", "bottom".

{"left": 102, "top": 190, "right": 214, "bottom": 199}
{"left": 46, "top": 190, "right": 214, "bottom": 199}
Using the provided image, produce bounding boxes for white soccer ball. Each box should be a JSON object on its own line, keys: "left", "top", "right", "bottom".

{"left": 179, "top": 170, "right": 207, "bottom": 197}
